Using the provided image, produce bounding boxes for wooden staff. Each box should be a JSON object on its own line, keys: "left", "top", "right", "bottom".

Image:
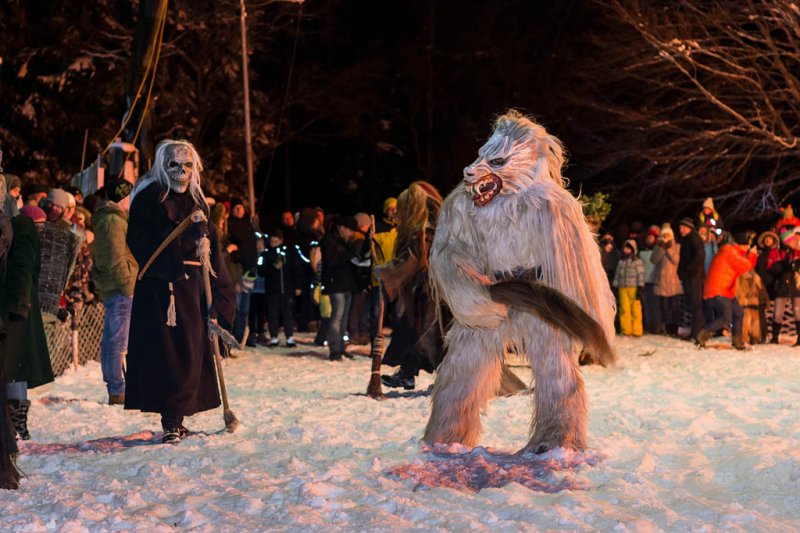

{"left": 366, "top": 214, "right": 384, "bottom": 398}
{"left": 199, "top": 235, "right": 240, "bottom": 432}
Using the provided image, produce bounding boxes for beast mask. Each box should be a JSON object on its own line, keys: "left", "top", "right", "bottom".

{"left": 463, "top": 111, "right": 565, "bottom": 207}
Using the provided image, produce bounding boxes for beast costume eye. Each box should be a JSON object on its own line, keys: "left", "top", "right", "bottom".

{"left": 488, "top": 158, "right": 507, "bottom": 167}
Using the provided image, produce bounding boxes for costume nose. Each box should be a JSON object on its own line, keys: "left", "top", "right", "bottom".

{"left": 463, "top": 165, "right": 476, "bottom": 181}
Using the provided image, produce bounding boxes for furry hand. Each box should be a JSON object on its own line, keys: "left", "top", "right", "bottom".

{"left": 455, "top": 259, "right": 492, "bottom": 286}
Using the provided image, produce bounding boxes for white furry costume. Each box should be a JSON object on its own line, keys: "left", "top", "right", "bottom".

{"left": 424, "top": 111, "right": 615, "bottom": 453}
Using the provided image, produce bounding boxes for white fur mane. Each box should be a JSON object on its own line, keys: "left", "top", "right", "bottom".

{"left": 130, "top": 139, "right": 206, "bottom": 206}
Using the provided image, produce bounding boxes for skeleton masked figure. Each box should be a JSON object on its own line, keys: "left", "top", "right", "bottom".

{"left": 425, "top": 111, "right": 615, "bottom": 454}
{"left": 126, "top": 140, "right": 234, "bottom": 444}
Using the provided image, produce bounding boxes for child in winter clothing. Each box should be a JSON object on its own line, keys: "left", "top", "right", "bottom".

{"left": 735, "top": 269, "right": 768, "bottom": 345}
{"left": 613, "top": 239, "right": 646, "bottom": 336}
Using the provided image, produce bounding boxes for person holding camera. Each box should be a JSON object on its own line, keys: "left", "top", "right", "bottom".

{"left": 651, "top": 223, "right": 683, "bottom": 335}
{"left": 695, "top": 231, "right": 758, "bottom": 349}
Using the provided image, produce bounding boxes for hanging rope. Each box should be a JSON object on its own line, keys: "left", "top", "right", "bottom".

{"left": 101, "top": 0, "right": 168, "bottom": 156}
{"left": 256, "top": 2, "right": 303, "bottom": 212}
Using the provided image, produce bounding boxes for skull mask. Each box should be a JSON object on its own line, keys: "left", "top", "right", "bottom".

{"left": 165, "top": 145, "right": 194, "bottom": 193}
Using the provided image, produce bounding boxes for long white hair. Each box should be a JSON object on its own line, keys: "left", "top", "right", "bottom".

{"left": 130, "top": 139, "right": 206, "bottom": 206}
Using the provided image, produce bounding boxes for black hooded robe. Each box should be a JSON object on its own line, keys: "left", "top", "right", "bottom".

{"left": 125, "top": 183, "right": 234, "bottom": 416}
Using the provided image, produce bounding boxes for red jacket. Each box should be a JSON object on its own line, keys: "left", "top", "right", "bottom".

{"left": 703, "top": 244, "right": 757, "bottom": 299}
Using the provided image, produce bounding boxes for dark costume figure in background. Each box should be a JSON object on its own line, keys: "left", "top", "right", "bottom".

{"left": 0, "top": 174, "right": 22, "bottom": 489}
{"left": 126, "top": 140, "right": 234, "bottom": 444}
{"left": 0, "top": 175, "right": 54, "bottom": 444}
{"left": 378, "top": 181, "right": 446, "bottom": 390}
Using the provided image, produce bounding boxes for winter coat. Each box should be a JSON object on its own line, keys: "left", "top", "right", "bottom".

{"left": 678, "top": 230, "right": 705, "bottom": 281}
{"left": 320, "top": 232, "right": 360, "bottom": 294}
{"left": 125, "top": 183, "right": 234, "bottom": 416}
{"left": 349, "top": 232, "right": 372, "bottom": 291}
{"left": 639, "top": 248, "right": 656, "bottom": 284}
{"left": 371, "top": 218, "right": 397, "bottom": 288}
{"left": 0, "top": 215, "right": 53, "bottom": 388}
{"left": 703, "top": 244, "right": 757, "bottom": 300}
{"left": 258, "top": 244, "right": 303, "bottom": 296}
{"left": 227, "top": 216, "right": 258, "bottom": 273}
{"left": 613, "top": 254, "right": 645, "bottom": 289}
{"left": 651, "top": 242, "right": 683, "bottom": 297}
{"left": 766, "top": 247, "right": 800, "bottom": 298}
{"left": 600, "top": 245, "right": 620, "bottom": 286}
{"left": 703, "top": 240, "right": 719, "bottom": 275}
{"left": 757, "top": 256, "right": 776, "bottom": 303}
{"left": 735, "top": 270, "right": 768, "bottom": 309}
{"left": 92, "top": 201, "right": 139, "bottom": 299}
{"left": 378, "top": 228, "right": 446, "bottom": 374}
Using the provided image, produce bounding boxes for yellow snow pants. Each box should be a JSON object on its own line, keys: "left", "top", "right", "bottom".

{"left": 618, "top": 287, "right": 643, "bottom": 336}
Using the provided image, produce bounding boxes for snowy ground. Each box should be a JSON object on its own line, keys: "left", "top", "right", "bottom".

{"left": 3, "top": 332, "right": 800, "bottom": 531}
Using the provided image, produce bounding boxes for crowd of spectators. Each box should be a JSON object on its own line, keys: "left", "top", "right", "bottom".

{"left": 600, "top": 197, "right": 800, "bottom": 350}
{"left": 6, "top": 168, "right": 800, "bottom": 442}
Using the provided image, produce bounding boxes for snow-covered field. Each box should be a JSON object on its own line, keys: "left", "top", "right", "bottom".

{"left": 3, "top": 333, "right": 800, "bottom": 532}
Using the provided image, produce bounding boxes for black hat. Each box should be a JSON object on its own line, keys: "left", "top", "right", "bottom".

{"left": 270, "top": 227, "right": 284, "bottom": 239}
{"left": 734, "top": 230, "right": 755, "bottom": 246}
{"left": 107, "top": 178, "right": 133, "bottom": 203}
{"left": 338, "top": 215, "right": 360, "bottom": 232}
{"left": 678, "top": 217, "right": 695, "bottom": 230}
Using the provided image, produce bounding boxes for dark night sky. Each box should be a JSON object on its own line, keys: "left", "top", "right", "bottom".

{"left": 4, "top": 1, "right": 791, "bottom": 230}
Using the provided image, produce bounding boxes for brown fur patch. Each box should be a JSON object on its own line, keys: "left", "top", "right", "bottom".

{"left": 490, "top": 280, "right": 616, "bottom": 367}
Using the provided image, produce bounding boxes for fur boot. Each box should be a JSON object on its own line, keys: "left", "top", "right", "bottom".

{"left": 6, "top": 400, "right": 31, "bottom": 441}
{"left": 732, "top": 332, "right": 746, "bottom": 350}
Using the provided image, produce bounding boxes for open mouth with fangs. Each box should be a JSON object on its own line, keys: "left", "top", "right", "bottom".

{"left": 467, "top": 174, "right": 503, "bottom": 207}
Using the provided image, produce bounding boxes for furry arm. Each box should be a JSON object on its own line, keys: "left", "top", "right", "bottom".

{"left": 429, "top": 190, "right": 508, "bottom": 329}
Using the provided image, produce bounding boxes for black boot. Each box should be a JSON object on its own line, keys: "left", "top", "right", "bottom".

{"left": 694, "top": 329, "right": 713, "bottom": 348}
{"left": 732, "top": 332, "right": 747, "bottom": 351}
{"left": 7, "top": 400, "right": 31, "bottom": 441}
{"left": 381, "top": 369, "right": 415, "bottom": 390}
{"left": 794, "top": 323, "right": 800, "bottom": 347}
{"left": 770, "top": 322, "right": 781, "bottom": 344}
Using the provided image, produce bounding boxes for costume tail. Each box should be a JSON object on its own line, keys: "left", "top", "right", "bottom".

{"left": 489, "top": 280, "right": 616, "bottom": 367}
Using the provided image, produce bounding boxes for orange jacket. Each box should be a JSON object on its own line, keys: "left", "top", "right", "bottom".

{"left": 703, "top": 244, "right": 757, "bottom": 299}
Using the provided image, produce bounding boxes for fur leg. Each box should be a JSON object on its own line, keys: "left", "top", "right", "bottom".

{"left": 524, "top": 320, "right": 587, "bottom": 453}
{"left": 423, "top": 323, "right": 503, "bottom": 447}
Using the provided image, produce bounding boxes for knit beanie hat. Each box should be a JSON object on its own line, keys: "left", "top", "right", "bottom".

{"left": 382, "top": 197, "right": 397, "bottom": 214}
{"left": 107, "top": 178, "right": 133, "bottom": 203}
{"left": 648, "top": 225, "right": 660, "bottom": 238}
{"left": 46, "top": 188, "right": 71, "bottom": 209}
{"left": 678, "top": 217, "right": 695, "bottom": 230}
{"left": 660, "top": 223, "right": 674, "bottom": 240}
{"left": 780, "top": 225, "right": 799, "bottom": 245}
{"left": 624, "top": 239, "right": 638, "bottom": 255}
{"left": 20, "top": 205, "right": 46, "bottom": 223}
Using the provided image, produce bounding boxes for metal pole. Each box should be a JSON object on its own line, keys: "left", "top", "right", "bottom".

{"left": 79, "top": 128, "right": 89, "bottom": 173}
{"left": 240, "top": 0, "right": 256, "bottom": 223}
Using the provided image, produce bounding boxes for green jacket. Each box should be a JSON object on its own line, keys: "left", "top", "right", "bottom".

{"left": 92, "top": 201, "right": 139, "bottom": 299}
